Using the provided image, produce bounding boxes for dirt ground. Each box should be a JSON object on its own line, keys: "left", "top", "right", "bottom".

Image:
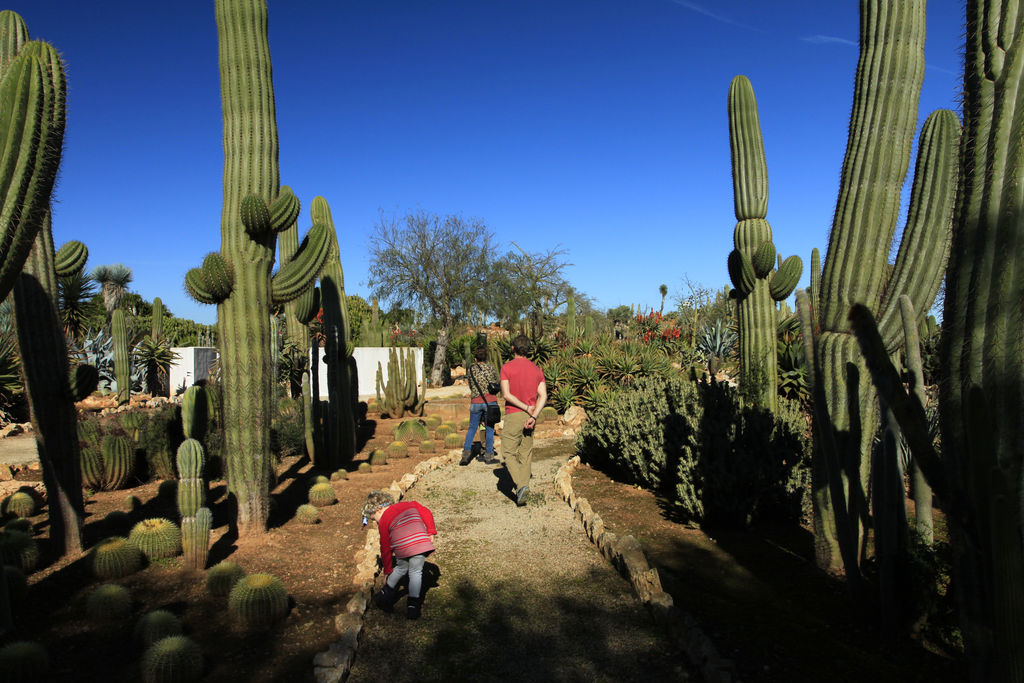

{"left": 349, "top": 439, "right": 692, "bottom": 683}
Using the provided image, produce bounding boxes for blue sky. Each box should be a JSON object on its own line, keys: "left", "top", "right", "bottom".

{"left": 12, "top": 1, "right": 962, "bottom": 325}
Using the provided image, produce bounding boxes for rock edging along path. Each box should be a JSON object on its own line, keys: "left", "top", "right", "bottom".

{"left": 316, "top": 438, "right": 693, "bottom": 683}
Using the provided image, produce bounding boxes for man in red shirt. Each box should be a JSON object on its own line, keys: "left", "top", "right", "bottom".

{"left": 500, "top": 335, "right": 547, "bottom": 506}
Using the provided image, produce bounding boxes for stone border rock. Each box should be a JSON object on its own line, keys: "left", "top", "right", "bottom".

{"left": 555, "top": 455, "right": 736, "bottom": 683}
{"left": 312, "top": 449, "right": 461, "bottom": 683}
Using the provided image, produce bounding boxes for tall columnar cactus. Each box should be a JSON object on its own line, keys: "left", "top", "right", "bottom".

{"left": 800, "top": 0, "right": 960, "bottom": 576}
{"left": 311, "top": 197, "right": 356, "bottom": 470}
{"left": 276, "top": 188, "right": 320, "bottom": 461}
{"left": 111, "top": 308, "right": 130, "bottom": 405}
{"left": 151, "top": 297, "right": 163, "bottom": 340}
{"left": 2, "top": 12, "right": 87, "bottom": 558}
{"left": 726, "top": 75, "right": 802, "bottom": 414}
{"left": 566, "top": 295, "right": 577, "bottom": 341}
{"left": 183, "top": 0, "right": 329, "bottom": 536}
{"left": 360, "top": 298, "right": 386, "bottom": 346}
{"left": 937, "top": 2, "right": 1024, "bottom": 677}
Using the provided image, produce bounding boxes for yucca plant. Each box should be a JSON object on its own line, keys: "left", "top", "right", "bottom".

{"left": 134, "top": 335, "right": 178, "bottom": 397}
{"left": 567, "top": 355, "right": 600, "bottom": 394}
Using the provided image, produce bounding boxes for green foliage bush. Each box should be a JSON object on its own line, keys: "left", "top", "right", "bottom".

{"left": 576, "top": 376, "right": 810, "bottom": 528}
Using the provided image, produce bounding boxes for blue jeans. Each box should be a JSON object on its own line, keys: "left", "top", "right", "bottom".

{"left": 463, "top": 402, "right": 495, "bottom": 455}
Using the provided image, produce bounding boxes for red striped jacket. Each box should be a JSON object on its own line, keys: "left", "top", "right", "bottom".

{"left": 378, "top": 501, "right": 436, "bottom": 574}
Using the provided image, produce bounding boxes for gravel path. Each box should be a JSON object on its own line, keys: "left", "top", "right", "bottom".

{"left": 347, "top": 438, "right": 688, "bottom": 682}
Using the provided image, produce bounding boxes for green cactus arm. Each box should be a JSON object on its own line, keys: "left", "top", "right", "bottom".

{"left": 184, "top": 252, "right": 234, "bottom": 305}
{"left": 769, "top": 255, "right": 802, "bottom": 301}
{"left": 819, "top": 0, "right": 926, "bottom": 332}
{"left": 847, "top": 303, "right": 950, "bottom": 506}
{"left": 268, "top": 186, "right": 300, "bottom": 233}
{"left": 151, "top": 296, "right": 163, "bottom": 339}
{"left": 726, "top": 248, "right": 755, "bottom": 296}
{"left": 293, "top": 285, "right": 319, "bottom": 325}
{"left": 728, "top": 74, "right": 768, "bottom": 221}
{"left": 53, "top": 240, "right": 87, "bottom": 277}
{"left": 751, "top": 240, "right": 776, "bottom": 278}
{"left": 0, "top": 11, "right": 28, "bottom": 71}
{"left": 809, "top": 247, "right": 821, "bottom": 311}
{"left": 67, "top": 364, "right": 98, "bottom": 402}
{"left": 0, "top": 51, "right": 62, "bottom": 301}
{"left": 270, "top": 221, "right": 329, "bottom": 305}
{"left": 875, "top": 109, "right": 961, "bottom": 350}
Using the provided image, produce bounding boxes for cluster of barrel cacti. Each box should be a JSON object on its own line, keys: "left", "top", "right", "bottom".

{"left": 375, "top": 347, "right": 425, "bottom": 419}
{"left": 80, "top": 434, "right": 136, "bottom": 491}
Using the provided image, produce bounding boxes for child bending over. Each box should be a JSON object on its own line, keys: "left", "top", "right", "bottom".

{"left": 362, "top": 490, "right": 436, "bottom": 620}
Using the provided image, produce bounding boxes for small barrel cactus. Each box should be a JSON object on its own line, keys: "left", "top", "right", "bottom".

{"left": 330, "top": 469, "right": 348, "bottom": 481}
{"left": 2, "top": 518, "right": 30, "bottom": 534}
{"left": 424, "top": 415, "right": 442, "bottom": 429}
{"left": 394, "top": 419, "right": 429, "bottom": 443}
{"left": 128, "top": 518, "right": 182, "bottom": 560}
{"left": 141, "top": 635, "right": 203, "bottom": 683}
{"left": 0, "top": 530, "right": 38, "bottom": 572}
{"left": 444, "top": 433, "right": 463, "bottom": 449}
{"left": 458, "top": 417, "right": 471, "bottom": 430}
{"left": 0, "top": 641, "right": 48, "bottom": 681}
{"left": 86, "top": 583, "right": 132, "bottom": 620}
{"left": 441, "top": 421, "right": 458, "bottom": 432}
{"left": 434, "top": 424, "right": 453, "bottom": 439}
{"left": 3, "top": 491, "right": 36, "bottom": 518}
{"left": 91, "top": 536, "right": 145, "bottom": 580}
{"left": 205, "top": 561, "right": 246, "bottom": 597}
{"left": 386, "top": 441, "right": 407, "bottom": 459}
{"left": 228, "top": 573, "right": 289, "bottom": 628}
{"left": 314, "top": 475, "right": 329, "bottom": 485}
{"left": 370, "top": 449, "right": 388, "bottom": 466}
{"left": 80, "top": 446, "right": 105, "bottom": 490}
{"left": 118, "top": 411, "right": 145, "bottom": 441}
{"left": 539, "top": 406, "right": 558, "bottom": 422}
{"left": 76, "top": 417, "right": 102, "bottom": 447}
{"left": 357, "top": 462, "right": 372, "bottom": 474}
{"left": 419, "top": 439, "right": 435, "bottom": 453}
{"left": 295, "top": 504, "right": 319, "bottom": 525}
{"left": 308, "top": 482, "right": 336, "bottom": 507}
{"left": 134, "top": 610, "right": 183, "bottom": 649}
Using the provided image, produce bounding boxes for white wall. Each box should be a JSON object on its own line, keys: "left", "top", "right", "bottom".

{"left": 310, "top": 346, "right": 424, "bottom": 399}
{"left": 168, "top": 347, "right": 219, "bottom": 395}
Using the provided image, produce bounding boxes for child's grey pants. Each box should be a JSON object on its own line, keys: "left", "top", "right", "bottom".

{"left": 386, "top": 553, "right": 427, "bottom": 598}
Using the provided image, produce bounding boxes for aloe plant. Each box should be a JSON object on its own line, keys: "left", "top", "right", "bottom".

{"left": 183, "top": 0, "right": 329, "bottom": 535}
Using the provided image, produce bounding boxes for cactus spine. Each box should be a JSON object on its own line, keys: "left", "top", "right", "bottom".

{"left": 1, "top": 12, "right": 86, "bottom": 558}
{"left": 726, "top": 75, "right": 802, "bottom": 413}
{"left": 311, "top": 197, "right": 356, "bottom": 470}
{"left": 801, "top": 0, "right": 960, "bottom": 577}
{"left": 112, "top": 308, "right": 130, "bottom": 405}
{"left": 184, "top": 0, "right": 329, "bottom": 536}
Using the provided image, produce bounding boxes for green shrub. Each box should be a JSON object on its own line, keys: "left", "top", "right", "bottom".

{"left": 295, "top": 504, "right": 320, "bottom": 525}
{"left": 91, "top": 536, "right": 145, "bottom": 580}
{"left": 206, "top": 561, "right": 245, "bottom": 597}
{"left": 228, "top": 573, "right": 289, "bottom": 628}
{"left": 2, "top": 491, "right": 35, "bottom": 518}
{"left": 86, "top": 583, "right": 132, "bottom": 620}
{"left": 0, "top": 641, "right": 48, "bottom": 680}
{"left": 134, "top": 610, "right": 183, "bottom": 649}
{"left": 141, "top": 635, "right": 202, "bottom": 683}
{"left": 128, "top": 518, "right": 181, "bottom": 560}
{"left": 576, "top": 376, "right": 809, "bottom": 528}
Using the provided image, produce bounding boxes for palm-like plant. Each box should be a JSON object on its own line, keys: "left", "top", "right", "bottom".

{"left": 133, "top": 336, "right": 178, "bottom": 396}
{"left": 57, "top": 270, "right": 99, "bottom": 340}
{"left": 659, "top": 283, "right": 668, "bottom": 315}
{"left": 90, "top": 264, "right": 132, "bottom": 322}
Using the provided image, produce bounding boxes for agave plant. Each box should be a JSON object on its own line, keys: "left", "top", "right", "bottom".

{"left": 73, "top": 329, "right": 116, "bottom": 393}
{"left": 696, "top": 319, "right": 737, "bottom": 372}
{"left": 567, "top": 355, "right": 601, "bottom": 394}
{"left": 579, "top": 383, "right": 613, "bottom": 414}
{"left": 634, "top": 345, "right": 673, "bottom": 379}
{"left": 549, "top": 382, "right": 577, "bottom": 413}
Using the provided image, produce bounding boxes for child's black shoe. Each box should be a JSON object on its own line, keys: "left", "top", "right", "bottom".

{"left": 406, "top": 596, "right": 422, "bottom": 620}
{"left": 373, "top": 584, "right": 399, "bottom": 612}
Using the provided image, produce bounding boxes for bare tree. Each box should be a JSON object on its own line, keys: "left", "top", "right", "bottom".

{"left": 368, "top": 210, "right": 493, "bottom": 386}
{"left": 500, "top": 243, "right": 574, "bottom": 339}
